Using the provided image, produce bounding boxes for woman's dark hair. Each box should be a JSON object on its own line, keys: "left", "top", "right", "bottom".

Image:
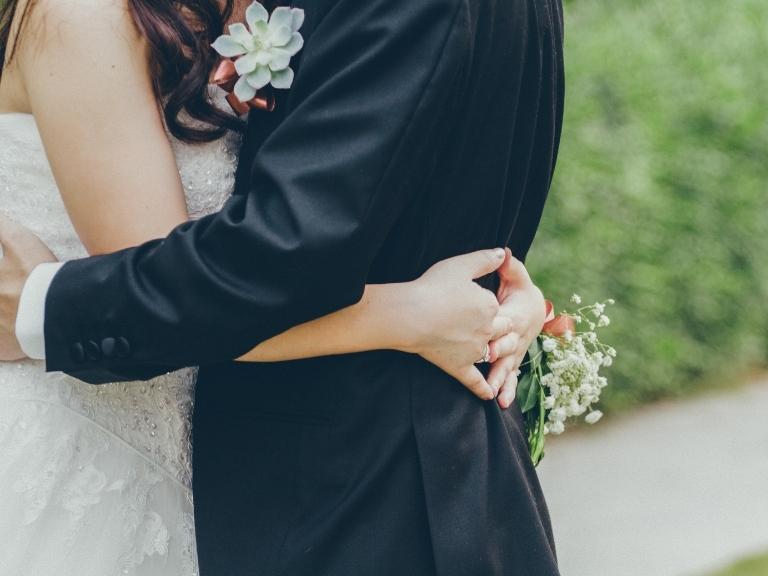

{"left": 0, "top": 0, "right": 276, "bottom": 143}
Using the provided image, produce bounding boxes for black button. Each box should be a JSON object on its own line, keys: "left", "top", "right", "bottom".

{"left": 85, "top": 340, "right": 102, "bottom": 361}
{"left": 69, "top": 342, "right": 86, "bottom": 364}
{"left": 101, "top": 337, "right": 117, "bottom": 359}
{"left": 115, "top": 337, "right": 132, "bottom": 359}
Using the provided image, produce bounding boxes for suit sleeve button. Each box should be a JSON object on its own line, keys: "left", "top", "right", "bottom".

{"left": 115, "top": 337, "right": 132, "bottom": 359}
{"left": 85, "top": 341, "right": 103, "bottom": 361}
{"left": 69, "top": 342, "right": 86, "bottom": 364}
{"left": 101, "top": 337, "right": 117, "bottom": 359}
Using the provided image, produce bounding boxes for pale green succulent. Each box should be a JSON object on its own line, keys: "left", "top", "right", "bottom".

{"left": 212, "top": 2, "right": 305, "bottom": 102}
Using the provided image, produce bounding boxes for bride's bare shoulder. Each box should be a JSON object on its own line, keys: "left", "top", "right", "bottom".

{"left": 1, "top": 0, "right": 147, "bottom": 113}
{"left": 9, "top": 0, "right": 155, "bottom": 110}
{"left": 15, "top": 0, "right": 136, "bottom": 29}
{"left": 11, "top": 0, "right": 144, "bottom": 66}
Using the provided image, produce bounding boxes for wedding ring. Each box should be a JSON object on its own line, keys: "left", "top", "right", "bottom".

{"left": 476, "top": 344, "right": 491, "bottom": 365}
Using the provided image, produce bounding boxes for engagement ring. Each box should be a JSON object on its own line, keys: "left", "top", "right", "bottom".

{"left": 476, "top": 344, "right": 491, "bottom": 365}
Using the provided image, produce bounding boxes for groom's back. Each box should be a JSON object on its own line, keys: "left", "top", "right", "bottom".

{"left": 196, "top": 1, "right": 564, "bottom": 574}
{"left": 368, "top": 0, "right": 564, "bottom": 283}
{"left": 236, "top": 0, "right": 564, "bottom": 282}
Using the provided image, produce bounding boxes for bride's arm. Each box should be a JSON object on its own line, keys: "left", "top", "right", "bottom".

{"left": 239, "top": 284, "right": 437, "bottom": 362}
{"left": 12, "top": 0, "right": 189, "bottom": 255}
{"left": 238, "top": 251, "right": 510, "bottom": 365}
{"left": 240, "top": 251, "right": 545, "bottom": 402}
{"left": 9, "top": 0, "right": 522, "bottom": 399}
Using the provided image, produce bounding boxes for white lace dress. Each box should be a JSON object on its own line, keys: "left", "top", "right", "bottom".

{"left": 0, "top": 93, "right": 240, "bottom": 576}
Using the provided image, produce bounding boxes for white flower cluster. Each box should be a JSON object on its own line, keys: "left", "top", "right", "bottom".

{"left": 539, "top": 298, "right": 616, "bottom": 436}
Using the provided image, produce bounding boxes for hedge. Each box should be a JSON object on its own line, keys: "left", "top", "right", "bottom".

{"left": 529, "top": 0, "right": 768, "bottom": 409}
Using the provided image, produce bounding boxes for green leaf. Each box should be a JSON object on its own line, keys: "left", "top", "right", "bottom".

{"left": 528, "top": 337, "right": 542, "bottom": 362}
{"left": 518, "top": 372, "right": 541, "bottom": 413}
{"left": 516, "top": 372, "right": 534, "bottom": 412}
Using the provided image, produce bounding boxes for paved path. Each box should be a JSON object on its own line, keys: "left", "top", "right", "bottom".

{"left": 537, "top": 380, "right": 768, "bottom": 576}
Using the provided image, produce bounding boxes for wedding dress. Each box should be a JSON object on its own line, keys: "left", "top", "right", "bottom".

{"left": 0, "top": 90, "right": 239, "bottom": 575}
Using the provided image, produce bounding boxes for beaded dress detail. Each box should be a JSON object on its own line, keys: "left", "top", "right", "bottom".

{"left": 0, "top": 89, "right": 240, "bottom": 576}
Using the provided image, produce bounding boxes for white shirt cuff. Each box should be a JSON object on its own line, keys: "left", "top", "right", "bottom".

{"left": 16, "top": 262, "right": 64, "bottom": 360}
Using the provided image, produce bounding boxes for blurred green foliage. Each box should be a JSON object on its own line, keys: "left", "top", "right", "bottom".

{"left": 529, "top": 0, "right": 768, "bottom": 409}
{"left": 703, "top": 551, "right": 768, "bottom": 576}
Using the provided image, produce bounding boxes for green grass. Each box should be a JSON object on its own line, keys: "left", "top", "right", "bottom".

{"left": 703, "top": 551, "right": 768, "bottom": 576}
{"left": 529, "top": 0, "right": 768, "bottom": 410}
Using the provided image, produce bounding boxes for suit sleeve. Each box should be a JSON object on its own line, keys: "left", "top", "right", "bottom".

{"left": 44, "top": 0, "right": 470, "bottom": 383}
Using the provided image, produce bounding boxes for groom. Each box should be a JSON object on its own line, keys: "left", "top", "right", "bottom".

{"left": 0, "top": 0, "right": 564, "bottom": 574}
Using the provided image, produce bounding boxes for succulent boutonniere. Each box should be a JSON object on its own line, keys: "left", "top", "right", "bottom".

{"left": 212, "top": 2, "right": 305, "bottom": 113}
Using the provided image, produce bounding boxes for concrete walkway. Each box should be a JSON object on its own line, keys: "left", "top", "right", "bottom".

{"left": 537, "top": 380, "right": 768, "bottom": 576}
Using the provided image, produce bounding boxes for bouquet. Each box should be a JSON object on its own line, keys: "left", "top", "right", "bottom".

{"left": 518, "top": 295, "right": 616, "bottom": 466}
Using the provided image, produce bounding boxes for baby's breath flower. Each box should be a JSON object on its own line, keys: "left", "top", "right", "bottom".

{"left": 585, "top": 411, "right": 604, "bottom": 424}
{"left": 550, "top": 408, "right": 567, "bottom": 423}
{"left": 578, "top": 382, "right": 594, "bottom": 395}
{"left": 598, "top": 315, "right": 611, "bottom": 327}
{"left": 594, "top": 303, "right": 605, "bottom": 314}
{"left": 567, "top": 399, "right": 586, "bottom": 417}
{"left": 542, "top": 337, "right": 557, "bottom": 353}
{"left": 571, "top": 294, "right": 582, "bottom": 305}
{"left": 549, "top": 421, "right": 565, "bottom": 435}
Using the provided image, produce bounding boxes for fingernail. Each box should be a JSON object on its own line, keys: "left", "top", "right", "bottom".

{"left": 494, "top": 248, "right": 505, "bottom": 259}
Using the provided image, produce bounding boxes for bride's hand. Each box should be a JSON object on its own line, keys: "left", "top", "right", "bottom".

{"left": 0, "top": 214, "right": 58, "bottom": 360}
{"left": 487, "top": 249, "right": 547, "bottom": 409}
{"left": 395, "top": 248, "right": 511, "bottom": 401}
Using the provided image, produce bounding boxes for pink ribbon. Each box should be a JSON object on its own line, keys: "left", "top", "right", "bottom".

{"left": 213, "top": 59, "right": 276, "bottom": 115}
{"left": 542, "top": 300, "right": 576, "bottom": 337}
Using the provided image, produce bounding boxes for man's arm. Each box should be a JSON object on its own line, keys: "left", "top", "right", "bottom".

{"left": 29, "top": 0, "right": 472, "bottom": 382}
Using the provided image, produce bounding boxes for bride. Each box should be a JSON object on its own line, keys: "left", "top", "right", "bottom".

{"left": 0, "top": 0, "right": 545, "bottom": 573}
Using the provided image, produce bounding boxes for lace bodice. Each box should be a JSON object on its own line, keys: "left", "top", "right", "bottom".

{"left": 0, "top": 89, "right": 241, "bottom": 575}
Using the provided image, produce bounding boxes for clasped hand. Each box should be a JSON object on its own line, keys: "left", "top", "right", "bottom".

{"left": 400, "top": 248, "right": 546, "bottom": 408}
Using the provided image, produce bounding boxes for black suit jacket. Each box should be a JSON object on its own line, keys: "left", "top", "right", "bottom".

{"left": 44, "top": 0, "right": 564, "bottom": 574}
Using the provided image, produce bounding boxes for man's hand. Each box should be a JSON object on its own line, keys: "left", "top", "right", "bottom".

{"left": 0, "top": 214, "right": 58, "bottom": 360}
{"left": 487, "top": 249, "right": 546, "bottom": 409}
